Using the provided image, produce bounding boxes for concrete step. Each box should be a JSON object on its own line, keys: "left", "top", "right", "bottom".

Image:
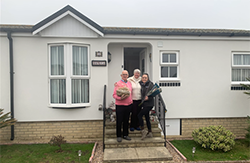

{"left": 103, "top": 147, "right": 173, "bottom": 163}
{"left": 105, "top": 120, "right": 159, "bottom": 129}
{"left": 105, "top": 137, "right": 165, "bottom": 148}
{"left": 105, "top": 128, "right": 162, "bottom": 138}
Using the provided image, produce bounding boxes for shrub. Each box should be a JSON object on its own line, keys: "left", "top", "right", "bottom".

{"left": 192, "top": 125, "right": 236, "bottom": 152}
{"left": 0, "top": 108, "right": 17, "bottom": 129}
{"left": 48, "top": 135, "right": 66, "bottom": 152}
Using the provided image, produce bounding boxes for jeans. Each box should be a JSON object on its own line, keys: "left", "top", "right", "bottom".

{"left": 130, "top": 100, "right": 142, "bottom": 128}
{"left": 138, "top": 106, "right": 153, "bottom": 132}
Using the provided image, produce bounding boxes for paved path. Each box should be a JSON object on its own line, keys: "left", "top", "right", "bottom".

{"left": 103, "top": 147, "right": 172, "bottom": 162}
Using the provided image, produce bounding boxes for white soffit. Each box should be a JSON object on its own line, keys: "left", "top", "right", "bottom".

{"left": 32, "top": 11, "right": 104, "bottom": 37}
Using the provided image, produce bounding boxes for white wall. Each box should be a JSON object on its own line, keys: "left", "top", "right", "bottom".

{"left": 107, "top": 43, "right": 123, "bottom": 106}
{"left": 1, "top": 34, "right": 109, "bottom": 121}
{"left": 40, "top": 15, "right": 99, "bottom": 37}
{"left": 1, "top": 33, "right": 250, "bottom": 121}
{"left": 151, "top": 39, "right": 250, "bottom": 118}
{"left": 0, "top": 36, "right": 11, "bottom": 112}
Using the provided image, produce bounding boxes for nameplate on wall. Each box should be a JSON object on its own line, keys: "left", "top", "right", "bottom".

{"left": 92, "top": 60, "right": 106, "bottom": 66}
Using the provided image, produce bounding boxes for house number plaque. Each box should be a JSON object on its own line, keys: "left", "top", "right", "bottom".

{"left": 92, "top": 60, "right": 106, "bottom": 66}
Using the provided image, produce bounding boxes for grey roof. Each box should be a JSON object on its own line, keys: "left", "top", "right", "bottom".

{"left": 0, "top": 25, "right": 33, "bottom": 32}
{"left": 103, "top": 27, "right": 250, "bottom": 37}
{"left": 1, "top": 24, "right": 250, "bottom": 37}
{"left": 0, "top": 4, "right": 249, "bottom": 37}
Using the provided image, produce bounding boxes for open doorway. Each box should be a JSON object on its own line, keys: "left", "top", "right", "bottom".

{"left": 124, "top": 47, "right": 146, "bottom": 77}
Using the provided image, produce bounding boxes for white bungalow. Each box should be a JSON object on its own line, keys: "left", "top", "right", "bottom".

{"left": 0, "top": 5, "right": 249, "bottom": 142}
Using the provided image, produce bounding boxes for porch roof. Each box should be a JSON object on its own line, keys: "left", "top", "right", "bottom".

{"left": 1, "top": 24, "right": 250, "bottom": 37}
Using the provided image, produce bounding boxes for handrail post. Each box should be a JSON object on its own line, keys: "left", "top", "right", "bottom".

{"left": 155, "top": 94, "right": 167, "bottom": 147}
{"left": 102, "top": 85, "right": 106, "bottom": 152}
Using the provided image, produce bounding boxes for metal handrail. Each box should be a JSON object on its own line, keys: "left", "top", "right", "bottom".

{"left": 102, "top": 85, "right": 107, "bottom": 152}
{"left": 155, "top": 93, "right": 167, "bottom": 147}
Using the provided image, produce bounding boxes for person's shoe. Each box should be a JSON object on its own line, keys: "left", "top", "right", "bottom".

{"left": 141, "top": 129, "right": 148, "bottom": 140}
{"left": 135, "top": 127, "right": 141, "bottom": 131}
{"left": 130, "top": 128, "right": 134, "bottom": 131}
{"left": 117, "top": 137, "right": 122, "bottom": 142}
{"left": 123, "top": 136, "right": 131, "bottom": 141}
{"left": 146, "top": 132, "right": 153, "bottom": 138}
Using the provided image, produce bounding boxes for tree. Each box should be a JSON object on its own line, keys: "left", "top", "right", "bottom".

{"left": 240, "top": 77, "right": 250, "bottom": 96}
{"left": 0, "top": 108, "right": 17, "bottom": 129}
{"left": 245, "top": 116, "right": 250, "bottom": 146}
{"left": 240, "top": 78, "right": 250, "bottom": 146}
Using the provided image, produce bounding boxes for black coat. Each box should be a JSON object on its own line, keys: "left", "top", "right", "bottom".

{"left": 139, "top": 80, "right": 154, "bottom": 107}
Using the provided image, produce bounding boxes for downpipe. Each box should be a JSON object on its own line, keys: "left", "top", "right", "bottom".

{"left": 7, "top": 32, "right": 14, "bottom": 141}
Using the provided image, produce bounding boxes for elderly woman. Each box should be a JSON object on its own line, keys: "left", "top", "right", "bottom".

{"left": 113, "top": 70, "right": 133, "bottom": 142}
{"left": 128, "top": 69, "right": 142, "bottom": 131}
{"left": 138, "top": 73, "right": 154, "bottom": 140}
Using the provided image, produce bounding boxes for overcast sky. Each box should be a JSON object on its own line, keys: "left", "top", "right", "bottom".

{"left": 1, "top": 0, "right": 250, "bottom": 30}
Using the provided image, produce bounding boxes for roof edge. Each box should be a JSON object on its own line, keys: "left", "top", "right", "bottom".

{"left": 32, "top": 5, "right": 104, "bottom": 33}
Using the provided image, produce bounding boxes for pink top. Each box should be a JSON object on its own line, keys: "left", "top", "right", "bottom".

{"left": 113, "top": 80, "right": 133, "bottom": 106}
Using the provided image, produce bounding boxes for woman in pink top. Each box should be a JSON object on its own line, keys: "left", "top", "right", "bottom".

{"left": 113, "top": 70, "right": 133, "bottom": 142}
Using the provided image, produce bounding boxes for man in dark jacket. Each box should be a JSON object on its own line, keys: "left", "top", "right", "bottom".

{"left": 138, "top": 73, "right": 154, "bottom": 140}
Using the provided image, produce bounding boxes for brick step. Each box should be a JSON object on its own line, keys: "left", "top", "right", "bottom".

{"left": 105, "top": 128, "right": 162, "bottom": 138}
{"left": 105, "top": 120, "right": 159, "bottom": 129}
{"left": 104, "top": 137, "right": 165, "bottom": 148}
{"left": 106, "top": 132, "right": 162, "bottom": 138}
{"left": 103, "top": 147, "right": 173, "bottom": 163}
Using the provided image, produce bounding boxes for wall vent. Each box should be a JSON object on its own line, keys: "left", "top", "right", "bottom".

{"left": 231, "top": 86, "right": 247, "bottom": 90}
{"left": 159, "top": 82, "right": 181, "bottom": 87}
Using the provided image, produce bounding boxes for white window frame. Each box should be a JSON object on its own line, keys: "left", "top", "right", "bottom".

{"left": 231, "top": 52, "right": 250, "bottom": 85}
{"left": 48, "top": 43, "right": 91, "bottom": 108}
{"left": 160, "top": 51, "right": 180, "bottom": 81}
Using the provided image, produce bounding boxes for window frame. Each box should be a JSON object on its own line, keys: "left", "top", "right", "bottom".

{"left": 48, "top": 43, "right": 91, "bottom": 108}
{"left": 159, "top": 51, "right": 180, "bottom": 81}
{"left": 231, "top": 52, "right": 250, "bottom": 85}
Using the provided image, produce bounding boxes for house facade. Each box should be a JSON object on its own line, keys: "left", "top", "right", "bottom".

{"left": 1, "top": 5, "right": 249, "bottom": 141}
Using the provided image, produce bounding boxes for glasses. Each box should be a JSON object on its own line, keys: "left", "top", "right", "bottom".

{"left": 122, "top": 74, "right": 128, "bottom": 76}
{"left": 142, "top": 77, "right": 148, "bottom": 79}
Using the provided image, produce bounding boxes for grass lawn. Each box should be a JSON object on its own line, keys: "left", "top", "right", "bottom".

{"left": 170, "top": 139, "right": 250, "bottom": 161}
{"left": 0, "top": 143, "right": 94, "bottom": 163}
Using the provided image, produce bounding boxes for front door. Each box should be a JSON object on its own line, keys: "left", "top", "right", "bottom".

{"left": 124, "top": 47, "right": 146, "bottom": 77}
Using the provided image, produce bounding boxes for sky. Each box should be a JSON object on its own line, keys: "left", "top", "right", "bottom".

{"left": 0, "top": 0, "right": 250, "bottom": 30}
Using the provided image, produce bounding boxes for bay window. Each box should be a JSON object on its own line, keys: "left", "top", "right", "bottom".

{"left": 49, "top": 43, "right": 90, "bottom": 107}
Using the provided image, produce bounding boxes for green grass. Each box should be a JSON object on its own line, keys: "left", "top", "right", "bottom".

{"left": 170, "top": 139, "right": 250, "bottom": 161}
{"left": 0, "top": 143, "right": 94, "bottom": 163}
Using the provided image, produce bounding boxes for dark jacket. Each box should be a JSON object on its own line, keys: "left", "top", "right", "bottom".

{"left": 139, "top": 80, "right": 154, "bottom": 107}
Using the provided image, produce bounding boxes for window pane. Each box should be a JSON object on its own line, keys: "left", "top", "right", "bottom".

{"left": 232, "top": 69, "right": 241, "bottom": 81}
{"left": 243, "top": 54, "right": 250, "bottom": 65}
{"left": 162, "top": 53, "right": 176, "bottom": 63}
{"left": 50, "top": 79, "right": 66, "bottom": 103}
{"left": 233, "top": 54, "right": 242, "bottom": 65}
{"left": 170, "top": 54, "right": 176, "bottom": 63}
{"left": 161, "top": 67, "right": 168, "bottom": 77}
{"left": 162, "top": 54, "right": 169, "bottom": 63}
{"left": 51, "top": 46, "right": 64, "bottom": 75}
{"left": 72, "top": 79, "right": 89, "bottom": 103}
{"left": 73, "top": 46, "right": 88, "bottom": 75}
{"left": 242, "top": 69, "right": 250, "bottom": 81}
{"left": 170, "top": 67, "right": 177, "bottom": 77}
